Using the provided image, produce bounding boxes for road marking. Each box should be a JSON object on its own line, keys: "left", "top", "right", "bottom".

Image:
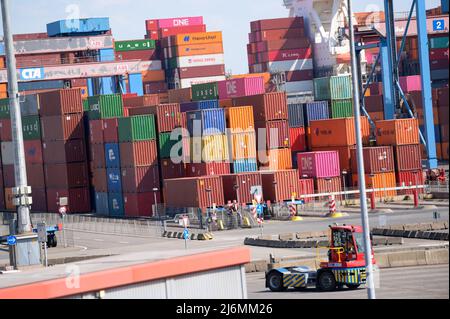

{"left": 119, "top": 241, "right": 129, "bottom": 244}
{"left": 94, "top": 239, "right": 104, "bottom": 242}
{"left": 74, "top": 245, "right": 88, "bottom": 251}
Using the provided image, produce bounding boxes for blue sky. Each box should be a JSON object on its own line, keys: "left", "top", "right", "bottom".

{"left": 0, "top": 0, "right": 442, "bottom": 74}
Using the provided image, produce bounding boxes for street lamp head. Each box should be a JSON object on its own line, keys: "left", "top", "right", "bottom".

{"left": 342, "top": 170, "right": 347, "bottom": 175}
{"left": 152, "top": 188, "right": 158, "bottom": 192}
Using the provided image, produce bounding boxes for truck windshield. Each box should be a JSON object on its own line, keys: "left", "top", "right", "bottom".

{"left": 353, "top": 232, "right": 366, "bottom": 253}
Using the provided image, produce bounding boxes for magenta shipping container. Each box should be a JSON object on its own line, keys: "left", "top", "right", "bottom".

{"left": 297, "top": 151, "right": 340, "bottom": 178}
{"left": 399, "top": 75, "right": 421, "bottom": 92}
{"left": 147, "top": 16, "right": 204, "bottom": 30}
{"left": 218, "top": 77, "right": 265, "bottom": 99}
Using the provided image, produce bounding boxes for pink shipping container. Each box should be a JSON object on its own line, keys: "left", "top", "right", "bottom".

{"left": 92, "top": 168, "right": 108, "bottom": 192}
{"left": 160, "top": 159, "right": 186, "bottom": 180}
{"left": 217, "top": 77, "right": 265, "bottom": 99}
{"left": 222, "top": 173, "right": 263, "bottom": 204}
{"left": 30, "top": 188, "right": 47, "bottom": 212}
{"left": 159, "top": 24, "right": 207, "bottom": 37}
{"left": 40, "top": 114, "right": 84, "bottom": 141}
{"left": 399, "top": 75, "right": 421, "bottom": 92}
{"left": 185, "top": 162, "right": 230, "bottom": 178}
{"left": 46, "top": 188, "right": 91, "bottom": 213}
{"left": 297, "top": 151, "right": 340, "bottom": 179}
{"left": 103, "top": 118, "right": 119, "bottom": 143}
{"left": 44, "top": 163, "right": 89, "bottom": 188}
{"left": 42, "top": 139, "right": 87, "bottom": 164}
{"left": 24, "top": 140, "right": 43, "bottom": 164}
{"left": 38, "top": 89, "right": 83, "bottom": 116}
{"left": 123, "top": 192, "right": 162, "bottom": 217}
{"left": 163, "top": 176, "right": 225, "bottom": 210}
{"left": 233, "top": 92, "right": 288, "bottom": 122}
{"left": 350, "top": 146, "right": 395, "bottom": 174}
{"left": 121, "top": 165, "right": 160, "bottom": 193}
{"left": 119, "top": 140, "right": 158, "bottom": 167}
{"left": 89, "top": 143, "right": 106, "bottom": 168}
{"left": 89, "top": 120, "right": 104, "bottom": 144}
{"left": 149, "top": 16, "right": 204, "bottom": 29}
{"left": 261, "top": 170, "right": 300, "bottom": 202}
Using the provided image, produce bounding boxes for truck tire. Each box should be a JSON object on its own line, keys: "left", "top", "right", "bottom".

{"left": 317, "top": 271, "right": 336, "bottom": 292}
{"left": 346, "top": 284, "right": 360, "bottom": 290}
{"left": 51, "top": 235, "right": 58, "bottom": 248}
{"left": 267, "top": 271, "right": 287, "bottom": 292}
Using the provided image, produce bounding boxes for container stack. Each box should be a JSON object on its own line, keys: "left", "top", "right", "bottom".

{"left": 247, "top": 17, "right": 314, "bottom": 94}
{"left": 232, "top": 92, "right": 292, "bottom": 171}
{"left": 40, "top": 89, "right": 90, "bottom": 213}
{"left": 162, "top": 31, "right": 226, "bottom": 89}
{"left": 287, "top": 101, "right": 307, "bottom": 167}
{"left": 114, "top": 39, "right": 166, "bottom": 95}
{"left": 437, "top": 87, "right": 449, "bottom": 160}
{"left": 313, "top": 74, "right": 354, "bottom": 119}
{"left": 145, "top": 16, "right": 206, "bottom": 41}
{"left": 428, "top": 33, "right": 449, "bottom": 83}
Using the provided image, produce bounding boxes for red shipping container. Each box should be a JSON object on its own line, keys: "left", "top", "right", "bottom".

{"left": 298, "top": 178, "right": 315, "bottom": 202}
{"left": 297, "top": 151, "right": 340, "bottom": 179}
{"left": 44, "top": 163, "right": 89, "bottom": 188}
{"left": 24, "top": 140, "right": 43, "bottom": 164}
{"left": 375, "top": 119, "right": 420, "bottom": 146}
{"left": 258, "top": 47, "right": 312, "bottom": 63}
{"left": 16, "top": 53, "right": 61, "bottom": 68}
{"left": 160, "top": 159, "right": 186, "bottom": 180}
{"left": 430, "top": 59, "right": 449, "bottom": 70}
{"left": 438, "top": 87, "right": 449, "bottom": 108}
{"left": 71, "top": 78, "right": 88, "bottom": 88}
{"left": 176, "top": 65, "right": 225, "bottom": 79}
{"left": 123, "top": 192, "right": 161, "bottom": 217}
{"left": 256, "top": 120, "right": 290, "bottom": 149}
{"left": 46, "top": 188, "right": 91, "bottom": 213}
{"left": 185, "top": 162, "right": 230, "bottom": 178}
{"left": 397, "top": 170, "right": 424, "bottom": 195}
{"left": 315, "top": 176, "right": 342, "bottom": 200}
{"left": 40, "top": 114, "right": 84, "bottom": 141}
{"left": 430, "top": 48, "right": 449, "bottom": 60}
{"left": 289, "top": 127, "right": 306, "bottom": 152}
{"left": 251, "top": 17, "right": 305, "bottom": 32}
{"left": 120, "top": 140, "right": 158, "bottom": 167}
{"left": 163, "top": 176, "right": 225, "bottom": 210}
{"left": 367, "top": 82, "right": 383, "bottom": 95}
{"left": 122, "top": 95, "right": 160, "bottom": 108}
{"left": 284, "top": 70, "right": 314, "bottom": 82}
{"left": 30, "top": 188, "right": 47, "bottom": 212}
{"left": 0, "top": 119, "right": 12, "bottom": 141}
{"left": 89, "top": 119, "right": 104, "bottom": 144}
{"left": 159, "top": 24, "right": 207, "bottom": 37}
{"left": 42, "top": 139, "right": 87, "bottom": 164}
{"left": 233, "top": 92, "right": 288, "bottom": 122}
{"left": 311, "top": 146, "right": 354, "bottom": 173}
{"left": 394, "top": 144, "right": 422, "bottom": 171}
{"left": 168, "top": 88, "right": 192, "bottom": 103}
{"left": 121, "top": 165, "right": 160, "bottom": 193}
{"left": 350, "top": 146, "right": 395, "bottom": 174}
{"left": 254, "top": 39, "right": 311, "bottom": 53}
{"left": 222, "top": 173, "right": 263, "bottom": 204}
{"left": 13, "top": 32, "right": 48, "bottom": 40}
{"left": 252, "top": 28, "right": 305, "bottom": 42}
{"left": 261, "top": 170, "right": 300, "bottom": 202}
{"left": 103, "top": 118, "right": 119, "bottom": 143}
{"left": 144, "top": 82, "right": 168, "bottom": 95}
{"left": 310, "top": 117, "right": 371, "bottom": 147}
{"left": 2, "top": 163, "right": 45, "bottom": 188}
{"left": 92, "top": 168, "right": 108, "bottom": 192}
{"left": 131, "top": 103, "right": 182, "bottom": 133}
{"left": 89, "top": 143, "right": 106, "bottom": 168}
{"left": 115, "top": 49, "right": 159, "bottom": 61}
{"left": 364, "top": 95, "right": 384, "bottom": 112}
{"left": 38, "top": 89, "right": 83, "bottom": 116}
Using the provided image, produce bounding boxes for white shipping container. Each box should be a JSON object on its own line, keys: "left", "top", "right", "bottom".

{"left": 253, "top": 59, "right": 313, "bottom": 73}
{"left": 179, "top": 75, "right": 226, "bottom": 88}
{"left": 1, "top": 142, "right": 14, "bottom": 165}
{"left": 175, "top": 54, "right": 225, "bottom": 68}
{"left": 284, "top": 80, "right": 314, "bottom": 94}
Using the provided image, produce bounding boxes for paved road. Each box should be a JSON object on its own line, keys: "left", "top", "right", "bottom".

{"left": 246, "top": 264, "right": 449, "bottom": 299}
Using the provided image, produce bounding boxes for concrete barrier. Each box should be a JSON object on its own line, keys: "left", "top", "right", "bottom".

{"left": 279, "top": 233, "right": 296, "bottom": 241}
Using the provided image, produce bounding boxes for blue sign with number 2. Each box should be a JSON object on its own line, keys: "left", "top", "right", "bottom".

{"left": 433, "top": 20, "right": 445, "bottom": 31}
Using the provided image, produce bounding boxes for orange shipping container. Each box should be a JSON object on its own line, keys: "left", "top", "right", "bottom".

{"left": 375, "top": 119, "right": 420, "bottom": 146}
{"left": 158, "top": 92, "right": 169, "bottom": 104}
{"left": 142, "top": 70, "right": 165, "bottom": 82}
{"left": 230, "top": 131, "right": 257, "bottom": 160}
{"left": 310, "top": 117, "right": 371, "bottom": 148}
{"left": 168, "top": 88, "right": 192, "bottom": 103}
{"left": 260, "top": 148, "right": 292, "bottom": 171}
{"left": 0, "top": 57, "right": 5, "bottom": 69}
{"left": 219, "top": 99, "right": 233, "bottom": 108}
{"left": 225, "top": 106, "right": 255, "bottom": 133}
{"left": 231, "top": 72, "right": 271, "bottom": 86}
{"left": 174, "top": 42, "right": 224, "bottom": 57}
{"left": 172, "top": 31, "right": 222, "bottom": 46}
{"left": 352, "top": 172, "right": 397, "bottom": 198}
{"left": 368, "top": 111, "right": 384, "bottom": 121}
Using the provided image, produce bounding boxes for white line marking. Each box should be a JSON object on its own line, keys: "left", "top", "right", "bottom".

{"left": 74, "top": 245, "right": 88, "bottom": 251}
{"left": 94, "top": 239, "right": 104, "bottom": 242}
{"left": 119, "top": 242, "right": 129, "bottom": 244}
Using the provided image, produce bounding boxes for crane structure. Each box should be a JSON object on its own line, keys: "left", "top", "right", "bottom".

{"left": 284, "top": 0, "right": 440, "bottom": 169}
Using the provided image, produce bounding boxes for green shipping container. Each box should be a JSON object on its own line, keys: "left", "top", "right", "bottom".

{"left": 159, "top": 132, "right": 179, "bottom": 159}
{"left": 82, "top": 99, "right": 90, "bottom": 112}
{"left": 118, "top": 115, "right": 156, "bottom": 142}
{"left": 430, "top": 36, "right": 449, "bottom": 49}
{"left": 331, "top": 99, "right": 353, "bottom": 118}
{"left": 330, "top": 75, "right": 353, "bottom": 100}
{"left": 22, "top": 115, "right": 41, "bottom": 140}
{"left": 191, "top": 82, "right": 219, "bottom": 101}
{"left": 313, "top": 77, "right": 331, "bottom": 101}
{"left": 0, "top": 98, "right": 10, "bottom": 119}
{"left": 88, "top": 94, "right": 124, "bottom": 119}
{"left": 114, "top": 39, "right": 156, "bottom": 52}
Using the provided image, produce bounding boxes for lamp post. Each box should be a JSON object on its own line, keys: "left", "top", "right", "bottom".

{"left": 206, "top": 187, "right": 212, "bottom": 232}
{"left": 342, "top": 170, "right": 348, "bottom": 205}
{"left": 152, "top": 188, "right": 159, "bottom": 219}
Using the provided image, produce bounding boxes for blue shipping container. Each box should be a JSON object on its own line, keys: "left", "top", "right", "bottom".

{"left": 106, "top": 168, "right": 122, "bottom": 193}
{"left": 95, "top": 192, "right": 109, "bottom": 215}
{"left": 232, "top": 158, "right": 258, "bottom": 174}
{"left": 180, "top": 100, "right": 219, "bottom": 112}
{"left": 47, "top": 18, "right": 110, "bottom": 37}
{"left": 104, "top": 143, "right": 121, "bottom": 168}
{"left": 443, "top": 0, "right": 449, "bottom": 14}
{"left": 129, "top": 73, "right": 144, "bottom": 96}
{"left": 304, "top": 101, "right": 329, "bottom": 126}
{"left": 186, "top": 108, "right": 226, "bottom": 136}
{"left": 287, "top": 103, "right": 305, "bottom": 128}
{"left": 108, "top": 193, "right": 125, "bottom": 217}
{"left": 99, "top": 48, "right": 115, "bottom": 62}
{"left": 18, "top": 80, "right": 64, "bottom": 92}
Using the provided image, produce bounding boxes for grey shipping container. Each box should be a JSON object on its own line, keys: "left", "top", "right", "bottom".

{"left": 20, "top": 94, "right": 40, "bottom": 116}
{"left": 18, "top": 80, "right": 65, "bottom": 92}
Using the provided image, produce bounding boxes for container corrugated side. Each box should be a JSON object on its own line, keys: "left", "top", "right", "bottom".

{"left": 42, "top": 139, "right": 87, "bottom": 164}
{"left": 232, "top": 92, "right": 288, "bottom": 122}
{"left": 44, "top": 163, "right": 89, "bottom": 188}
{"left": 304, "top": 101, "right": 329, "bottom": 126}
{"left": 394, "top": 144, "right": 422, "bottom": 171}
{"left": 46, "top": 188, "right": 91, "bottom": 213}
{"left": 121, "top": 165, "right": 160, "bottom": 193}
{"left": 330, "top": 75, "right": 352, "bottom": 100}
{"left": 225, "top": 106, "right": 255, "bottom": 133}
{"left": 104, "top": 143, "right": 121, "bottom": 168}
{"left": 120, "top": 140, "right": 158, "bottom": 167}
{"left": 185, "top": 163, "right": 230, "bottom": 177}
{"left": 38, "top": 89, "right": 83, "bottom": 116}
{"left": 118, "top": 115, "right": 156, "bottom": 142}
{"left": 191, "top": 82, "right": 219, "bottom": 101}
{"left": 230, "top": 131, "right": 257, "bottom": 160}
{"left": 261, "top": 148, "right": 292, "bottom": 170}
{"left": 232, "top": 158, "right": 258, "bottom": 174}
{"left": 350, "top": 146, "right": 395, "bottom": 174}
{"left": 40, "top": 114, "right": 84, "bottom": 141}
{"left": 315, "top": 176, "right": 342, "bottom": 200}
{"left": 396, "top": 170, "right": 424, "bottom": 195}
{"left": 353, "top": 172, "right": 397, "bottom": 198}
{"left": 287, "top": 103, "right": 305, "bottom": 128}
{"left": 375, "top": 119, "right": 420, "bottom": 146}
{"left": 310, "top": 117, "right": 371, "bottom": 147}
{"left": 331, "top": 99, "right": 353, "bottom": 118}
{"left": 313, "top": 77, "right": 331, "bottom": 100}
{"left": 108, "top": 193, "right": 125, "bottom": 217}
{"left": 261, "top": 170, "right": 300, "bottom": 202}
{"left": 222, "top": 172, "right": 262, "bottom": 204}
{"left": 297, "top": 151, "right": 340, "bottom": 178}
{"left": 88, "top": 94, "right": 124, "bottom": 119}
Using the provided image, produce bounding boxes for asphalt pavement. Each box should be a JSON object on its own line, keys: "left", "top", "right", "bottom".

{"left": 246, "top": 264, "right": 449, "bottom": 299}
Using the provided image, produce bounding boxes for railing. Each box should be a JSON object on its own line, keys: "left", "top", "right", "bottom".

{"left": 425, "top": 181, "right": 449, "bottom": 194}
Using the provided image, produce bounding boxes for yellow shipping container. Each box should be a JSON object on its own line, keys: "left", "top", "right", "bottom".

{"left": 173, "top": 31, "right": 222, "bottom": 46}
{"left": 230, "top": 131, "right": 257, "bottom": 160}
{"left": 190, "top": 135, "right": 230, "bottom": 162}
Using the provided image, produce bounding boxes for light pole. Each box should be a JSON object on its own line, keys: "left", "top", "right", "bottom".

{"left": 152, "top": 187, "right": 159, "bottom": 219}
{"left": 381, "top": 168, "right": 388, "bottom": 202}
{"left": 342, "top": 170, "right": 348, "bottom": 205}
{"left": 206, "top": 187, "right": 212, "bottom": 232}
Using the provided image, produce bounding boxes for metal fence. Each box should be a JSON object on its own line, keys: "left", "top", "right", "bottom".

{"left": 424, "top": 181, "right": 449, "bottom": 194}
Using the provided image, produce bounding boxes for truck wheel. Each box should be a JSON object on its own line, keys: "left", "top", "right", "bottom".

{"left": 267, "top": 272, "right": 286, "bottom": 292}
{"left": 346, "top": 284, "right": 360, "bottom": 290}
{"left": 51, "top": 235, "right": 58, "bottom": 248}
{"left": 317, "top": 271, "right": 337, "bottom": 292}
